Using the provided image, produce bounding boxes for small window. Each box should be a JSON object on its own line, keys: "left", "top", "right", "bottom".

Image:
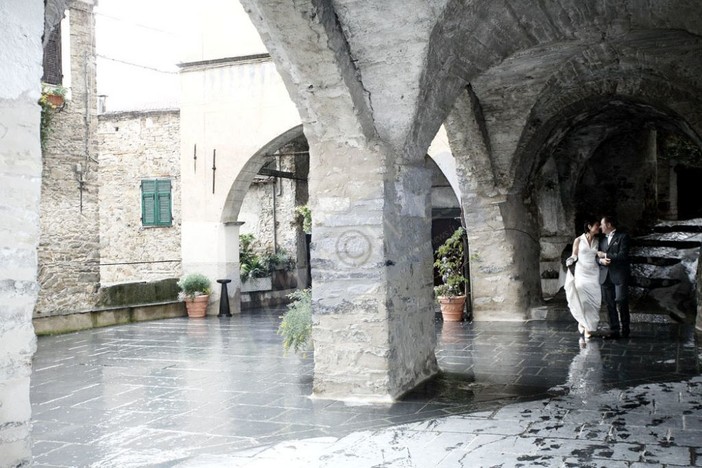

{"left": 42, "top": 22, "right": 63, "bottom": 85}
{"left": 141, "top": 179, "right": 172, "bottom": 226}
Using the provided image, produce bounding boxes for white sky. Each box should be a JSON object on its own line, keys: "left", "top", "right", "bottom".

{"left": 94, "top": 0, "right": 267, "bottom": 112}
{"left": 95, "top": 0, "right": 186, "bottom": 111}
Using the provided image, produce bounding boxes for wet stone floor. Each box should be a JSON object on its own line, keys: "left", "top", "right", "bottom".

{"left": 30, "top": 309, "right": 702, "bottom": 467}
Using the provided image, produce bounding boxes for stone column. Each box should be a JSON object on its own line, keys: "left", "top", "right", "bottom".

{"left": 642, "top": 128, "right": 658, "bottom": 228}
{"left": 446, "top": 88, "right": 535, "bottom": 320}
{"left": 0, "top": 1, "right": 43, "bottom": 465}
{"left": 696, "top": 249, "right": 702, "bottom": 334}
{"left": 238, "top": 0, "right": 440, "bottom": 400}
{"left": 309, "top": 139, "right": 437, "bottom": 401}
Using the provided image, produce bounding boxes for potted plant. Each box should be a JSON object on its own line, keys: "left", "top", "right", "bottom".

{"left": 38, "top": 83, "right": 68, "bottom": 151}
{"left": 264, "top": 249, "right": 297, "bottom": 289}
{"left": 277, "top": 288, "right": 312, "bottom": 356}
{"left": 177, "top": 272, "right": 212, "bottom": 318}
{"left": 239, "top": 234, "right": 273, "bottom": 291}
{"left": 41, "top": 83, "right": 67, "bottom": 108}
{"left": 434, "top": 227, "right": 468, "bottom": 322}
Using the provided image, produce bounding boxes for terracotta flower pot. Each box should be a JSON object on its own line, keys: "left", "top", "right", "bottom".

{"left": 438, "top": 295, "right": 466, "bottom": 322}
{"left": 45, "top": 93, "right": 64, "bottom": 108}
{"left": 184, "top": 294, "right": 209, "bottom": 318}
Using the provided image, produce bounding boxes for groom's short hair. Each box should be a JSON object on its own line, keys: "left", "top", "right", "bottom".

{"left": 602, "top": 215, "right": 617, "bottom": 227}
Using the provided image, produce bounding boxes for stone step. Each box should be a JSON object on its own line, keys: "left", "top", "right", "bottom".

{"left": 633, "top": 238, "right": 702, "bottom": 249}
{"left": 629, "top": 276, "right": 681, "bottom": 289}
{"left": 629, "top": 255, "right": 681, "bottom": 266}
{"left": 629, "top": 245, "right": 691, "bottom": 258}
{"left": 633, "top": 231, "right": 702, "bottom": 249}
{"left": 652, "top": 218, "right": 702, "bottom": 233}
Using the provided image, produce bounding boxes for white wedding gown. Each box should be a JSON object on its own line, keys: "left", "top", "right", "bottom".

{"left": 564, "top": 233, "right": 601, "bottom": 333}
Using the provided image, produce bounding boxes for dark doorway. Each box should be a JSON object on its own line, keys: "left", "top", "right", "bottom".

{"left": 677, "top": 166, "right": 702, "bottom": 219}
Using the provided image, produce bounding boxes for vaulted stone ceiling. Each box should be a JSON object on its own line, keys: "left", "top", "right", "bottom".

{"left": 235, "top": 0, "right": 702, "bottom": 394}
{"left": 241, "top": 0, "right": 702, "bottom": 174}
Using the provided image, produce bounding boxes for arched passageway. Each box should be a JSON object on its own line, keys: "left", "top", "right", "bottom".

{"left": 239, "top": 0, "right": 702, "bottom": 400}
{"left": 221, "top": 126, "right": 311, "bottom": 307}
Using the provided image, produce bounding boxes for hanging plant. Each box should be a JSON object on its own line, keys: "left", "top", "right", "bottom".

{"left": 295, "top": 204, "right": 312, "bottom": 234}
{"left": 38, "top": 83, "right": 67, "bottom": 151}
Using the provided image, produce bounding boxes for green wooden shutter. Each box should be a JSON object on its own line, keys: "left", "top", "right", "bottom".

{"left": 141, "top": 180, "right": 156, "bottom": 225}
{"left": 141, "top": 179, "right": 171, "bottom": 226}
{"left": 156, "top": 179, "right": 172, "bottom": 226}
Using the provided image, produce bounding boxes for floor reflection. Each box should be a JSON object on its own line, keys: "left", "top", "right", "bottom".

{"left": 565, "top": 338, "right": 603, "bottom": 402}
{"left": 405, "top": 319, "right": 701, "bottom": 409}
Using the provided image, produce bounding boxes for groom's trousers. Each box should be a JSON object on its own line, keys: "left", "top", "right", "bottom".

{"left": 602, "top": 277, "right": 630, "bottom": 335}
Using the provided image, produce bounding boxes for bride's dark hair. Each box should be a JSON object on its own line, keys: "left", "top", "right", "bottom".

{"left": 583, "top": 216, "right": 600, "bottom": 233}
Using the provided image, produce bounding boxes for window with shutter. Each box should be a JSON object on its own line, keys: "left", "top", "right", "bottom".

{"left": 141, "top": 179, "right": 172, "bottom": 226}
{"left": 42, "top": 22, "right": 63, "bottom": 85}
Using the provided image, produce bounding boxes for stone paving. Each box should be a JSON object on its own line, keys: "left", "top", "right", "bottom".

{"left": 31, "top": 308, "right": 702, "bottom": 467}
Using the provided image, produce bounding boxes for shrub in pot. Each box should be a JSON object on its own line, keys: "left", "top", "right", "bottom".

{"left": 434, "top": 227, "right": 468, "bottom": 322}
{"left": 178, "top": 273, "right": 212, "bottom": 318}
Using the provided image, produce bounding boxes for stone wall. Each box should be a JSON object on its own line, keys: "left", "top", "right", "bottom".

{"left": 0, "top": 0, "right": 43, "bottom": 464}
{"left": 35, "top": 2, "right": 100, "bottom": 318}
{"left": 239, "top": 152, "right": 306, "bottom": 257}
{"left": 97, "top": 110, "right": 181, "bottom": 285}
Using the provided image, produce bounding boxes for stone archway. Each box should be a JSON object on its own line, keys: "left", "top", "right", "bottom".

{"left": 221, "top": 125, "right": 305, "bottom": 224}
{"left": 220, "top": 125, "right": 310, "bottom": 306}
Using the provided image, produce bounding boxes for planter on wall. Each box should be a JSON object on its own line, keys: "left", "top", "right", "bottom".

{"left": 438, "top": 295, "right": 466, "bottom": 322}
{"left": 45, "top": 93, "right": 65, "bottom": 108}
{"left": 241, "top": 276, "right": 272, "bottom": 293}
{"left": 272, "top": 269, "right": 297, "bottom": 290}
{"left": 184, "top": 294, "right": 209, "bottom": 318}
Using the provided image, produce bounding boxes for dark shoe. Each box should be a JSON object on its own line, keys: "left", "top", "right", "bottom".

{"left": 605, "top": 331, "right": 621, "bottom": 340}
{"left": 622, "top": 331, "right": 630, "bottom": 338}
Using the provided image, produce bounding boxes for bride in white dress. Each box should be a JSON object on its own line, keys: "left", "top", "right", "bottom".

{"left": 564, "top": 219, "right": 602, "bottom": 338}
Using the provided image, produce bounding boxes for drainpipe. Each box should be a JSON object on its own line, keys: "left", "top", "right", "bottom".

{"left": 272, "top": 179, "right": 278, "bottom": 254}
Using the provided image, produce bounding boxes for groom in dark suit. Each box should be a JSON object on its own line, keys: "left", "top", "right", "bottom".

{"left": 597, "top": 216, "right": 631, "bottom": 338}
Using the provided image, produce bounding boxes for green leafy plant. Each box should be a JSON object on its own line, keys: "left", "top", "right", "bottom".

{"left": 277, "top": 288, "right": 312, "bottom": 356}
{"left": 177, "top": 272, "right": 212, "bottom": 300}
{"left": 295, "top": 205, "right": 312, "bottom": 234}
{"left": 433, "top": 227, "right": 468, "bottom": 298}
{"left": 239, "top": 234, "right": 270, "bottom": 282}
{"left": 38, "top": 84, "right": 67, "bottom": 151}
{"left": 263, "top": 249, "right": 296, "bottom": 272}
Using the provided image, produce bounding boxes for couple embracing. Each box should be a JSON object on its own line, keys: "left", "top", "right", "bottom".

{"left": 564, "top": 216, "right": 630, "bottom": 339}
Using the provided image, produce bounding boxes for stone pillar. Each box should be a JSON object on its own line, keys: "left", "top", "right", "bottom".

{"left": 696, "top": 249, "right": 702, "bottom": 334}
{"left": 446, "top": 88, "right": 534, "bottom": 320}
{"left": 239, "top": 0, "right": 439, "bottom": 400}
{"left": 642, "top": 128, "right": 658, "bottom": 228}
{"left": 669, "top": 160, "right": 679, "bottom": 220}
{"left": 0, "top": 1, "right": 43, "bottom": 465}
{"left": 181, "top": 220, "right": 241, "bottom": 315}
{"left": 222, "top": 221, "right": 242, "bottom": 315}
{"left": 536, "top": 157, "right": 571, "bottom": 298}
{"left": 310, "top": 140, "right": 438, "bottom": 401}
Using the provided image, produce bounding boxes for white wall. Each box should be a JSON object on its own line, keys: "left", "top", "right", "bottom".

{"left": 178, "top": 1, "right": 300, "bottom": 309}
{"left": 0, "top": 0, "right": 43, "bottom": 464}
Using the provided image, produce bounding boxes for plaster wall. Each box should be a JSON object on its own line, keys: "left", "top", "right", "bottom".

{"left": 181, "top": 0, "right": 266, "bottom": 63}
{"left": 97, "top": 110, "right": 182, "bottom": 285}
{"left": 0, "top": 1, "right": 42, "bottom": 464}
{"left": 179, "top": 57, "right": 301, "bottom": 312}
